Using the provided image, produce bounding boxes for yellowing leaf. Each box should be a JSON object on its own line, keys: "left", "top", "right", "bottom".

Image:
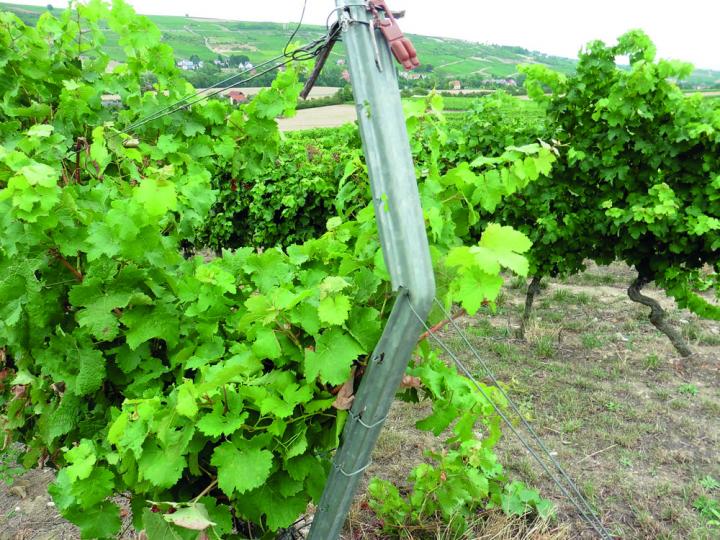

{"left": 134, "top": 177, "right": 177, "bottom": 216}
{"left": 176, "top": 382, "right": 198, "bottom": 418}
{"left": 318, "top": 294, "right": 351, "bottom": 326}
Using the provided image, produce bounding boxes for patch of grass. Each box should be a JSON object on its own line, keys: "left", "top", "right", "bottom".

{"left": 603, "top": 401, "right": 622, "bottom": 412}
{"left": 468, "top": 319, "right": 498, "bottom": 338}
{"left": 677, "top": 383, "right": 699, "bottom": 397}
{"left": 644, "top": 353, "right": 661, "bottom": 370}
{"left": 572, "top": 272, "right": 618, "bottom": 286}
{"left": 562, "top": 419, "right": 583, "bottom": 433}
{"left": 700, "top": 476, "right": 720, "bottom": 491}
{"left": 541, "top": 311, "right": 565, "bottom": 323}
{"left": 694, "top": 496, "right": 720, "bottom": 527}
{"left": 509, "top": 456, "right": 539, "bottom": 484}
{"left": 581, "top": 333, "right": 604, "bottom": 349}
{"left": 621, "top": 320, "right": 642, "bottom": 333}
{"left": 698, "top": 331, "right": 720, "bottom": 346}
{"left": 489, "top": 342, "right": 524, "bottom": 363}
{"left": 533, "top": 335, "right": 556, "bottom": 358}
{"left": 550, "top": 289, "right": 592, "bottom": 306}
{"left": 681, "top": 321, "right": 703, "bottom": 341}
{"left": 700, "top": 399, "right": 720, "bottom": 416}
{"left": 669, "top": 399, "right": 690, "bottom": 410}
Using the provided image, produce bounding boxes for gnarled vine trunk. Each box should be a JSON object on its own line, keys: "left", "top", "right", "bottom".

{"left": 518, "top": 276, "right": 542, "bottom": 339}
{"left": 627, "top": 273, "right": 693, "bottom": 358}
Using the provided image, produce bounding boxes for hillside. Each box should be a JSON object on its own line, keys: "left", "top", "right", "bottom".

{"left": 3, "top": 2, "right": 720, "bottom": 88}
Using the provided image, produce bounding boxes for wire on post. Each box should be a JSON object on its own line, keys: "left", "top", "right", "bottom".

{"left": 334, "top": 459, "right": 373, "bottom": 477}
{"left": 119, "top": 23, "right": 342, "bottom": 136}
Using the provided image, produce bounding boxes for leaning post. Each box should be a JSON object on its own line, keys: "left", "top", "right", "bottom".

{"left": 306, "top": 1, "right": 435, "bottom": 538}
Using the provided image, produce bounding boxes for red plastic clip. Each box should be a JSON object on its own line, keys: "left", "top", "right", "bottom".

{"left": 368, "top": 0, "right": 420, "bottom": 70}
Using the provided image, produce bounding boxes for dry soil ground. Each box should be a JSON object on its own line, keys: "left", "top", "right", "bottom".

{"left": 1, "top": 263, "right": 718, "bottom": 539}
{"left": 277, "top": 105, "right": 357, "bottom": 131}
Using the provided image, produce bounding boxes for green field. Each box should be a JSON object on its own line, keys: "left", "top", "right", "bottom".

{"left": 4, "top": 2, "right": 719, "bottom": 87}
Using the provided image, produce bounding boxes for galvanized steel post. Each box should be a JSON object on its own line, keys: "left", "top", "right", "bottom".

{"left": 306, "top": 1, "right": 435, "bottom": 538}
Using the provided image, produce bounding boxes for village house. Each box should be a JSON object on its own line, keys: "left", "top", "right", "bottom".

{"left": 176, "top": 59, "right": 204, "bottom": 70}
{"left": 399, "top": 71, "right": 426, "bottom": 80}
{"left": 227, "top": 90, "right": 247, "bottom": 105}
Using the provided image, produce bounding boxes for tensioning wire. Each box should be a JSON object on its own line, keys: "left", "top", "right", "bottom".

{"left": 121, "top": 56, "right": 293, "bottom": 134}
{"left": 120, "top": 53, "right": 291, "bottom": 134}
{"left": 283, "top": 0, "right": 308, "bottom": 57}
{"left": 121, "top": 18, "right": 341, "bottom": 135}
{"left": 406, "top": 297, "right": 614, "bottom": 540}
{"left": 430, "top": 297, "right": 613, "bottom": 538}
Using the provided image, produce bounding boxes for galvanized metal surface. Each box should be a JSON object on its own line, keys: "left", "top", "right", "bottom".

{"left": 306, "top": 1, "right": 435, "bottom": 538}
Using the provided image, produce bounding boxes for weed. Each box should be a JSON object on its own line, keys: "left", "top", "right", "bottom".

{"left": 698, "top": 332, "right": 720, "bottom": 346}
{"left": 533, "top": 335, "right": 556, "bottom": 358}
{"left": 694, "top": 496, "right": 720, "bottom": 527}
{"left": 581, "top": 333, "right": 603, "bottom": 349}
{"left": 542, "top": 311, "right": 565, "bottom": 323}
{"left": 490, "top": 342, "right": 523, "bottom": 363}
{"left": 678, "top": 383, "right": 699, "bottom": 397}
{"left": 700, "top": 399, "right": 720, "bottom": 416}
{"left": 700, "top": 476, "right": 720, "bottom": 491}
{"left": 468, "top": 319, "right": 497, "bottom": 338}
{"left": 562, "top": 419, "right": 583, "bottom": 433}
{"left": 0, "top": 446, "right": 25, "bottom": 486}
{"left": 604, "top": 401, "right": 622, "bottom": 412}
{"left": 550, "top": 289, "right": 591, "bottom": 305}
{"left": 644, "top": 353, "right": 660, "bottom": 370}
{"left": 681, "top": 321, "right": 702, "bottom": 341}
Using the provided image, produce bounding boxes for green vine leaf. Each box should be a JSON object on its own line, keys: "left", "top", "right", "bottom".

{"left": 211, "top": 440, "right": 273, "bottom": 496}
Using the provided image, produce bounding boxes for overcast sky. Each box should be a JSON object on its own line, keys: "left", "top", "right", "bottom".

{"left": 8, "top": 0, "right": 720, "bottom": 70}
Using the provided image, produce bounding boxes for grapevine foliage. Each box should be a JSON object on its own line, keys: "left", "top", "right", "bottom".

{"left": 368, "top": 350, "right": 553, "bottom": 535}
{"left": 0, "top": 2, "right": 553, "bottom": 538}
{"left": 519, "top": 30, "right": 719, "bottom": 317}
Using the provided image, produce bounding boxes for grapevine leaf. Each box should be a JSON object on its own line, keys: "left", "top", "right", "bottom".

{"left": 47, "top": 393, "right": 81, "bottom": 442}
{"left": 134, "top": 177, "right": 177, "bottom": 216}
{"left": 138, "top": 442, "right": 186, "bottom": 489}
{"left": 64, "top": 440, "right": 96, "bottom": 481}
{"left": 142, "top": 509, "right": 186, "bottom": 540}
{"left": 198, "top": 497, "right": 234, "bottom": 536}
{"left": 304, "top": 329, "right": 364, "bottom": 385}
{"left": 163, "top": 503, "right": 216, "bottom": 531}
{"left": 318, "top": 294, "right": 351, "bottom": 326}
{"left": 65, "top": 501, "right": 122, "bottom": 539}
{"left": 70, "top": 467, "right": 115, "bottom": 509}
{"left": 252, "top": 327, "right": 282, "bottom": 359}
{"left": 121, "top": 304, "right": 180, "bottom": 349}
{"left": 73, "top": 347, "right": 106, "bottom": 396}
{"left": 211, "top": 440, "right": 273, "bottom": 496}
{"left": 176, "top": 382, "right": 198, "bottom": 418}
{"left": 452, "top": 271, "right": 503, "bottom": 315}
{"left": 264, "top": 493, "right": 309, "bottom": 531}
{"left": 196, "top": 403, "right": 248, "bottom": 438}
